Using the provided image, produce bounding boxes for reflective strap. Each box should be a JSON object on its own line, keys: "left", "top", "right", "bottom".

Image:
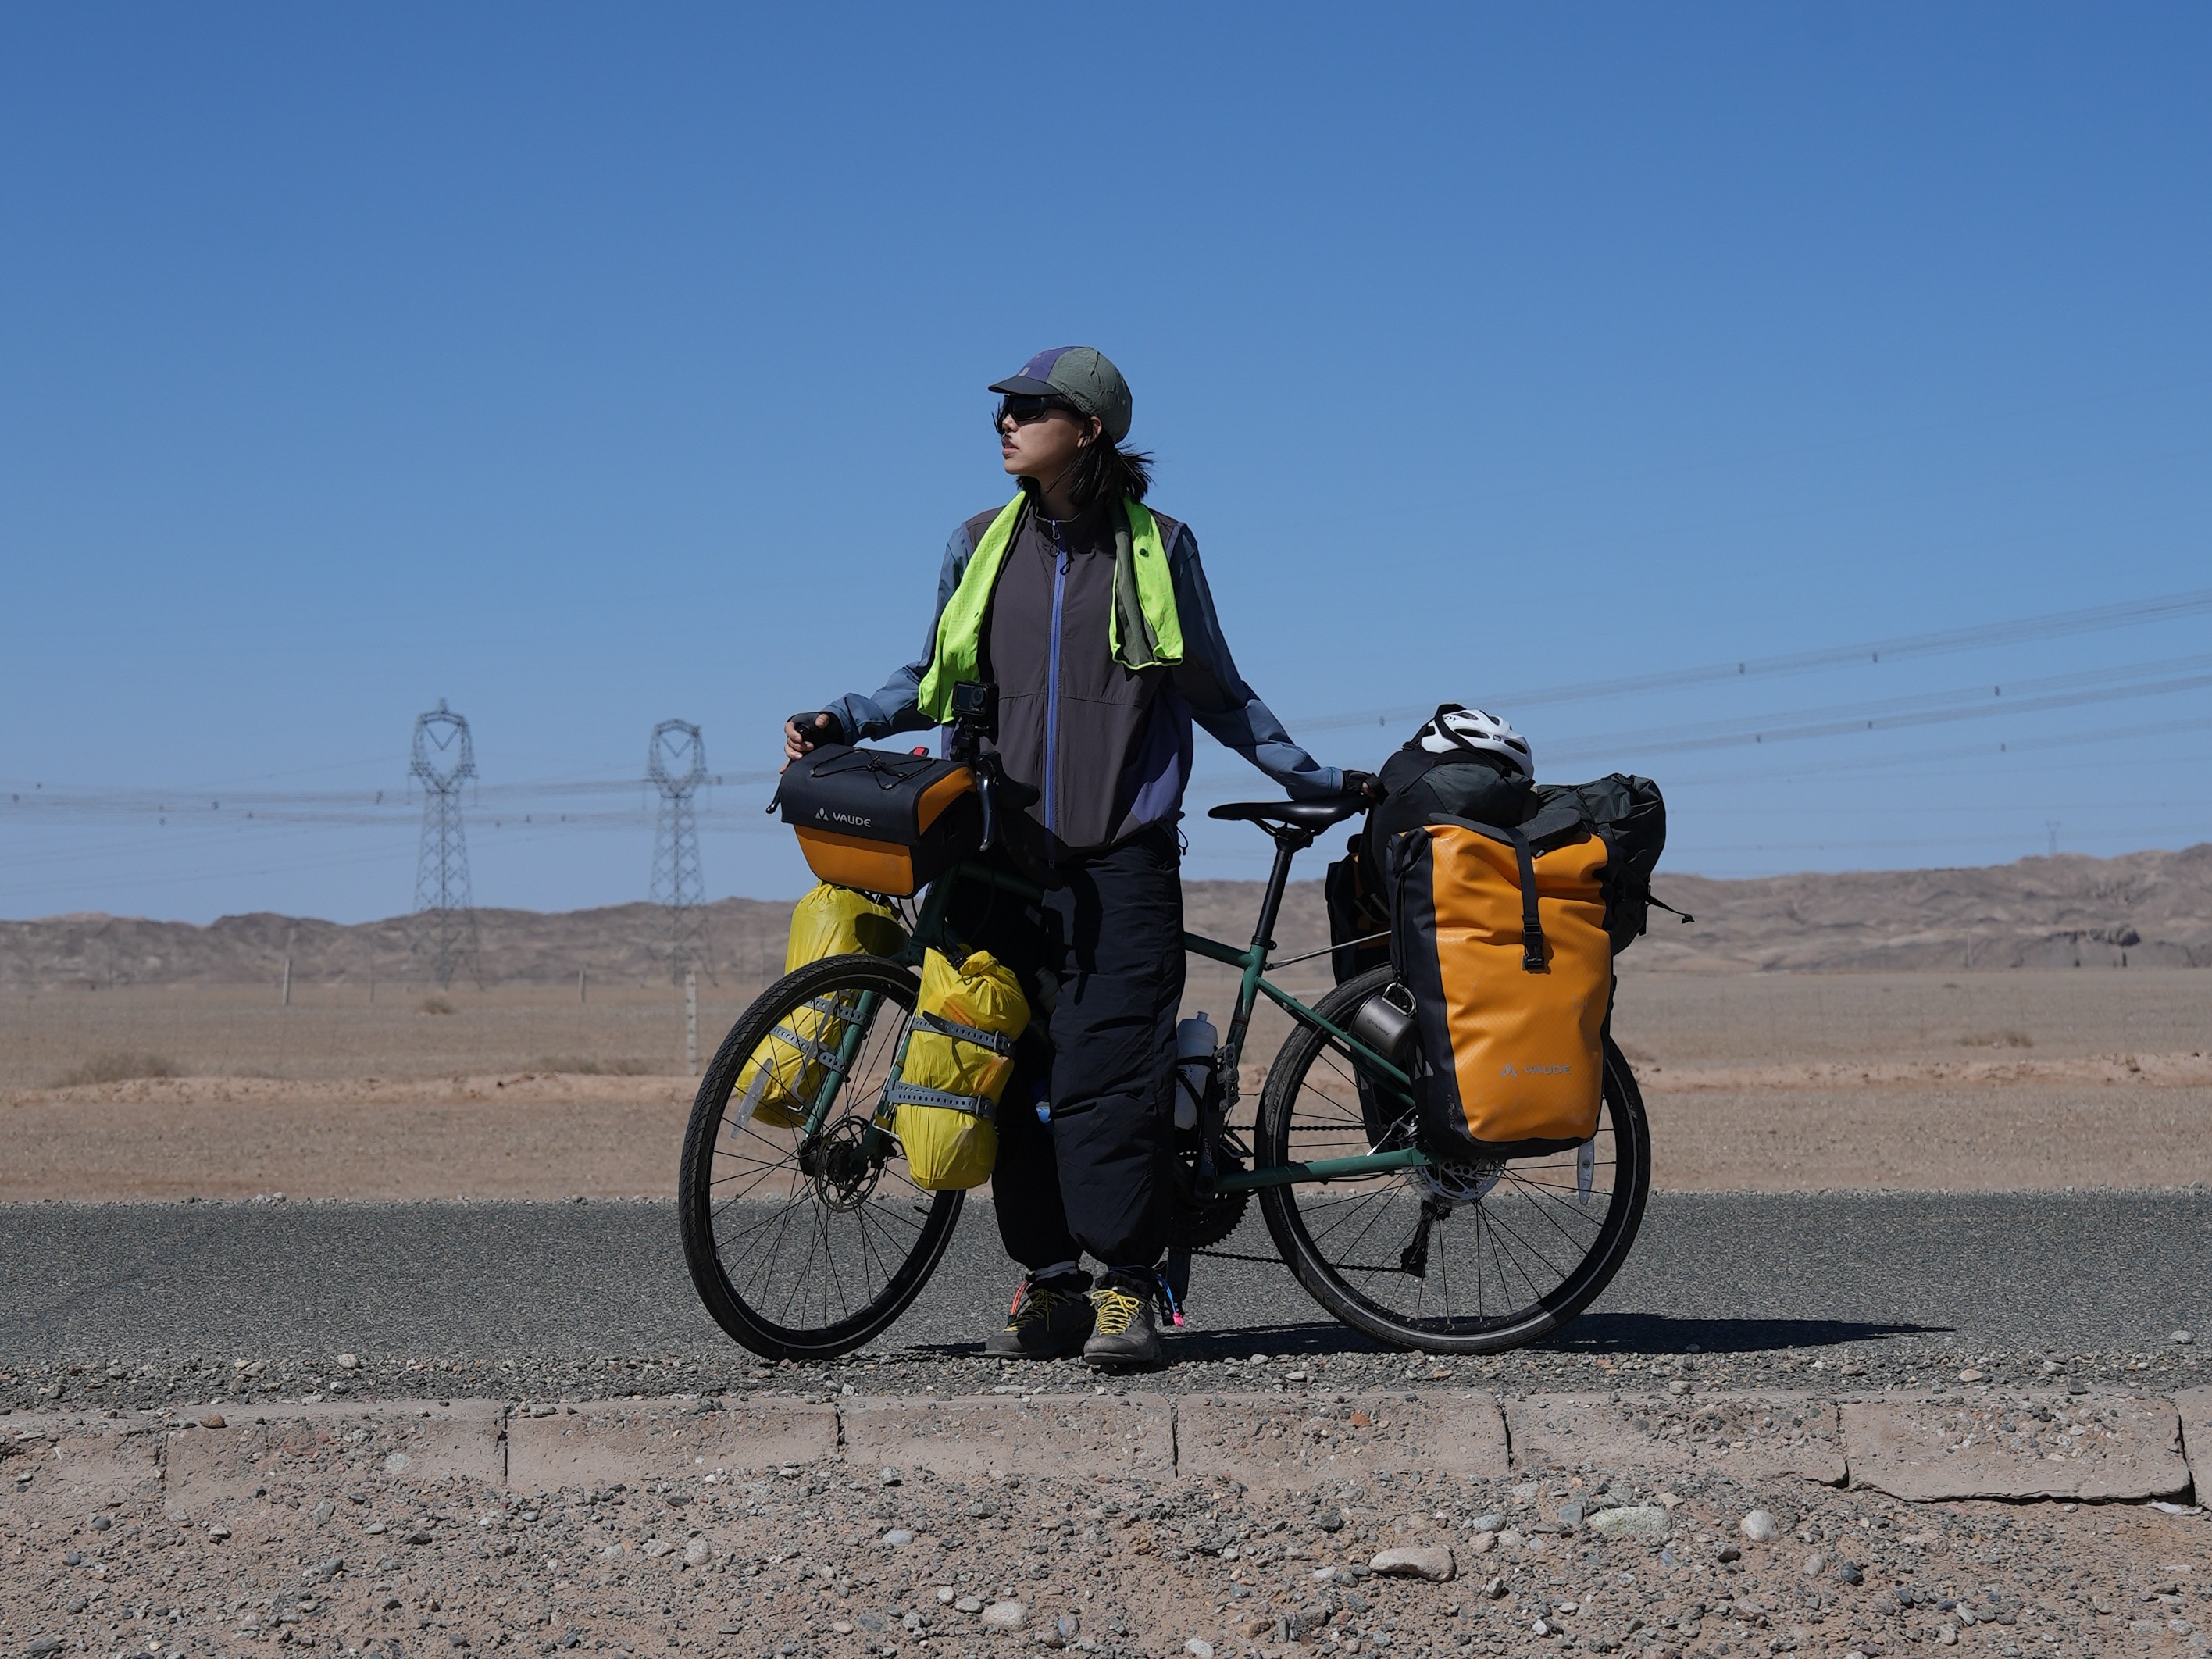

{"left": 910, "top": 1010, "right": 1014, "bottom": 1055}
{"left": 883, "top": 1081, "right": 997, "bottom": 1125}
{"left": 767, "top": 1007, "right": 850, "bottom": 1074}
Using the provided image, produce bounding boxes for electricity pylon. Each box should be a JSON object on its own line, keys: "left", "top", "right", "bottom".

{"left": 409, "top": 700, "right": 482, "bottom": 990}
{"left": 648, "top": 719, "right": 713, "bottom": 986}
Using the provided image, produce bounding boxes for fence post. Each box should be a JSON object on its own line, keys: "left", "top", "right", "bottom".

{"left": 685, "top": 969, "right": 698, "bottom": 1076}
{"left": 281, "top": 957, "right": 291, "bottom": 1008}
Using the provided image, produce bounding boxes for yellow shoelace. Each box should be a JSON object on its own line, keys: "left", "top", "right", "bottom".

{"left": 1090, "top": 1286, "right": 1143, "bottom": 1336}
{"left": 1008, "top": 1285, "right": 1078, "bottom": 1330}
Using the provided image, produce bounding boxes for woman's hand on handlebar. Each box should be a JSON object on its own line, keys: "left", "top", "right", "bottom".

{"left": 782, "top": 712, "right": 842, "bottom": 766}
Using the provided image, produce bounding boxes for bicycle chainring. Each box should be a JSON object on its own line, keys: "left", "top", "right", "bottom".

{"left": 1169, "top": 1144, "right": 1252, "bottom": 1250}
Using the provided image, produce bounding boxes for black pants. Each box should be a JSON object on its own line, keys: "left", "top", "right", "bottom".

{"left": 948, "top": 823, "right": 1184, "bottom": 1274}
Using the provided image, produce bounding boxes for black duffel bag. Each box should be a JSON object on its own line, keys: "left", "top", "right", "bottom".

{"left": 1531, "top": 772, "right": 1674, "bottom": 951}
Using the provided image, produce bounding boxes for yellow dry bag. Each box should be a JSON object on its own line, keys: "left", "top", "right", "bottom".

{"left": 889, "top": 947, "right": 1029, "bottom": 1190}
{"left": 738, "top": 883, "right": 907, "bottom": 1129}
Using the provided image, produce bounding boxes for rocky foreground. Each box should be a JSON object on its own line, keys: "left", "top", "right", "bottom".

{"left": 5, "top": 1374, "right": 2210, "bottom": 1659}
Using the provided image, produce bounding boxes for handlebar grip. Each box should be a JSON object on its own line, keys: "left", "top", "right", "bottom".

{"left": 788, "top": 711, "right": 844, "bottom": 747}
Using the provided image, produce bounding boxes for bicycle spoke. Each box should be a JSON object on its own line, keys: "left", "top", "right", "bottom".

{"left": 681, "top": 956, "right": 970, "bottom": 1357}
{"left": 1258, "top": 969, "right": 1649, "bottom": 1349}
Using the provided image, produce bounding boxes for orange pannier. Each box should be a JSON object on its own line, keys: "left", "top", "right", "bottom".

{"left": 1386, "top": 802, "right": 1612, "bottom": 1159}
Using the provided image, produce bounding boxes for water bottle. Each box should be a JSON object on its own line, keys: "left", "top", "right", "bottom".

{"left": 1173, "top": 1011, "right": 1218, "bottom": 1131}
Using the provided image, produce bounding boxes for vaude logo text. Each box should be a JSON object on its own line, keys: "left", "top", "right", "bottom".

{"left": 1499, "top": 1063, "right": 1574, "bottom": 1077}
{"left": 815, "top": 808, "right": 875, "bottom": 829}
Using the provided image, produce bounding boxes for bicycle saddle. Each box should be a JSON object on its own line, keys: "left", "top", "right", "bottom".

{"left": 1208, "top": 795, "right": 1369, "bottom": 830}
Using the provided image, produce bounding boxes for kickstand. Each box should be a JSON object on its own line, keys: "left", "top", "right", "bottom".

{"left": 1162, "top": 1246, "right": 1193, "bottom": 1311}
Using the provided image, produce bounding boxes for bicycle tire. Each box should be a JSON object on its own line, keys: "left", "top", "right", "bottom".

{"left": 1255, "top": 964, "right": 1651, "bottom": 1354}
{"left": 677, "top": 954, "right": 964, "bottom": 1360}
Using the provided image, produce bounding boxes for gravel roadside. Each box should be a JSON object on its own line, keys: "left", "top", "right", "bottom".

{"left": 4, "top": 1397, "right": 2207, "bottom": 1659}
{"left": 8, "top": 1336, "right": 2205, "bottom": 1422}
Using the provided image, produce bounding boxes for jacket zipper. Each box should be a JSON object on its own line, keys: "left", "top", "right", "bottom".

{"left": 1044, "top": 521, "right": 1069, "bottom": 837}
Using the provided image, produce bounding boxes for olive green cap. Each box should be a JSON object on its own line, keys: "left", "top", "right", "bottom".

{"left": 988, "top": 345, "right": 1133, "bottom": 442}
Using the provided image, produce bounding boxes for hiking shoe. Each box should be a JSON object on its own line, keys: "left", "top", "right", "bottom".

{"left": 1083, "top": 1274, "right": 1162, "bottom": 1368}
{"left": 984, "top": 1272, "right": 1095, "bottom": 1360}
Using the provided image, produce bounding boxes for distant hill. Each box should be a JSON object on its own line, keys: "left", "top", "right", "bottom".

{"left": 0, "top": 900, "right": 795, "bottom": 991}
{"left": 1632, "top": 843, "right": 2212, "bottom": 972}
{"left": 3, "top": 844, "right": 2207, "bottom": 987}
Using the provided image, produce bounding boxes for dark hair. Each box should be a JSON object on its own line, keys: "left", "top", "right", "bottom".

{"left": 997, "top": 398, "right": 1154, "bottom": 508}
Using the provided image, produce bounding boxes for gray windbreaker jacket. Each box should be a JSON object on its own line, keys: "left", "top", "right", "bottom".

{"left": 823, "top": 498, "right": 1341, "bottom": 864}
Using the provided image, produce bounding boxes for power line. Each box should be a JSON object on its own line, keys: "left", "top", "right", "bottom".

{"left": 1544, "top": 653, "right": 2212, "bottom": 763}
{"left": 1654, "top": 712, "right": 2212, "bottom": 788}
{"left": 1290, "top": 582, "right": 2212, "bottom": 735}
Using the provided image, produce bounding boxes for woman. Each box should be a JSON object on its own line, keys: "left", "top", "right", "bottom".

{"left": 783, "top": 345, "right": 1359, "bottom": 1367}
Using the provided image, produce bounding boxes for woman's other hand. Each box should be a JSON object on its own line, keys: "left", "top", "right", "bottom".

{"left": 782, "top": 711, "right": 842, "bottom": 766}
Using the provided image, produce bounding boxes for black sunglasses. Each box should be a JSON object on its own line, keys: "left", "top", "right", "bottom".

{"left": 997, "top": 394, "right": 1072, "bottom": 426}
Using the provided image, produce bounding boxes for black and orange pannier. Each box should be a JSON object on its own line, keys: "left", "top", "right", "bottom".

{"left": 772, "top": 744, "right": 982, "bottom": 897}
{"left": 1386, "top": 801, "right": 1616, "bottom": 1161}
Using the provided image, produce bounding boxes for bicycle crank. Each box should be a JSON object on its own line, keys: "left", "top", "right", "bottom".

{"left": 1168, "top": 1145, "right": 1251, "bottom": 1249}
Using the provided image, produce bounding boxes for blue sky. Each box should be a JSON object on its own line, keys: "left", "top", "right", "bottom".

{"left": 3, "top": 4, "right": 2208, "bottom": 922}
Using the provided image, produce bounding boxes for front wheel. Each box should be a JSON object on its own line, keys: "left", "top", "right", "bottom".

{"left": 1255, "top": 965, "right": 1651, "bottom": 1354}
{"left": 677, "top": 954, "right": 963, "bottom": 1360}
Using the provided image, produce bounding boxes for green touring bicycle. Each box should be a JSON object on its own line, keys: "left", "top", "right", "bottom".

{"left": 678, "top": 725, "right": 1650, "bottom": 1361}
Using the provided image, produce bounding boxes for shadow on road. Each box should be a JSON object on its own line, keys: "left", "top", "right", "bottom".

{"left": 1551, "top": 1313, "right": 1952, "bottom": 1354}
{"left": 904, "top": 1322, "right": 1399, "bottom": 1361}
{"left": 907, "top": 1314, "right": 1950, "bottom": 1364}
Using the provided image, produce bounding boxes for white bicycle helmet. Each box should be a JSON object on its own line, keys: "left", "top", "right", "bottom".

{"left": 1413, "top": 704, "right": 1533, "bottom": 776}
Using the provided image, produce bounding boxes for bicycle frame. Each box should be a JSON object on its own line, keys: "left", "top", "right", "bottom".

{"left": 814, "top": 817, "right": 1436, "bottom": 1196}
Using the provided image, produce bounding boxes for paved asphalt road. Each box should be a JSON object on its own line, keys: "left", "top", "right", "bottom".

{"left": 2, "top": 1192, "right": 2205, "bottom": 1365}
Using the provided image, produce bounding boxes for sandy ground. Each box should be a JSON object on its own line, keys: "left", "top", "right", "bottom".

{"left": 5, "top": 1393, "right": 2209, "bottom": 1659}
{"left": 9, "top": 969, "right": 2205, "bottom": 1089}
{"left": 4, "top": 1060, "right": 2209, "bottom": 1202}
{"left": 1, "top": 972, "right": 2207, "bottom": 1201}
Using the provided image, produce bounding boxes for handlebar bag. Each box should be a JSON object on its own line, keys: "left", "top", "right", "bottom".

{"left": 1385, "top": 802, "right": 1612, "bottom": 1161}
{"left": 772, "top": 743, "right": 982, "bottom": 897}
{"left": 738, "top": 882, "right": 908, "bottom": 1128}
{"left": 889, "top": 947, "right": 1030, "bottom": 1190}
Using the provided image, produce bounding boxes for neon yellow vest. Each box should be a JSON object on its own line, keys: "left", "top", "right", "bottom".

{"left": 915, "top": 494, "right": 1184, "bottom": 722}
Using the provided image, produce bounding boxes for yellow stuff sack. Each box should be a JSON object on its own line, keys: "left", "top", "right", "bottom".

{"left": 739, "top": 883, "right": 908, "bottom": 1128}
{"left": 888, "top": 947, "right": 1029, "bottom": 1190}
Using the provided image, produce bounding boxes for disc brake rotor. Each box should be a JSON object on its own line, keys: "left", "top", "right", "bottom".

{"left": 1413, "top": 1158, "right": 1502, "bottom": 1204}
{"left": 801, "top": 1117, "right": 883, "bottom": 1213}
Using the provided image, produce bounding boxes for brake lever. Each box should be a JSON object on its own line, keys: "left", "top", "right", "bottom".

{"left": 976, "top": 762, "right": 999, "bottom": 852}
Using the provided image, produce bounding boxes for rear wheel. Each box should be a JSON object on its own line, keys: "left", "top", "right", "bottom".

{"left": 1255, "top": 965, "right": 1650, "bottom": 1353}
{"left": 677, "top": 954, "right": 962, "bottom": 1359}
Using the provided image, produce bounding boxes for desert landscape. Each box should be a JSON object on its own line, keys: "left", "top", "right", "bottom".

{"left": 2, "top": 847, "right": 2205, "bottom": 1203}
